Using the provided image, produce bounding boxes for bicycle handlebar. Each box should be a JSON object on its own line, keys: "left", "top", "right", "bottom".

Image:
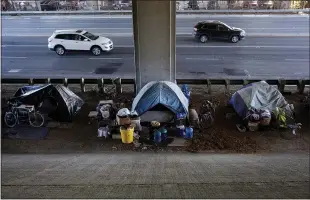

{"left": 7, "top": 101, "right": 21, "bottom": 107}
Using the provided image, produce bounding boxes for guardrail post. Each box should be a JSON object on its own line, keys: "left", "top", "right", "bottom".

{"left": 114, "top": 78, "right": 122, "bottom": 94}
{"left": 224, "top": 79, "right": 230, "bottom": 94}
{"left": 206, "top": 79, "right": 212, "bottom": 94}
{"left": 97, "top": 78, "right": 105, "bottom": 94}
{"left": 63, "top": 78, "right": 68, "bottom": 87}
{"left": 80, "top": 78, "right": 85, "bottom": 93}
{"left": 28, "top": 78, "right": 34, "bottom": 85}
{"left": 297, "top": 80, "right": 306, "bottom": 94}
{"left": 278, "top": 79, "right": 286, "bottom": 93}
{"left": 134, "top": 79, "right": 137, "bottom": 95}
{"left": 45, "top": 78, "right": 51, "bottom": 84}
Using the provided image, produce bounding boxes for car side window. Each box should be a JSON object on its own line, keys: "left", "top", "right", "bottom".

{"left": 66, "top": 34, "right": 77, "bottom": 40}
{"left": 55, "top": 34, "right": 65, "bottom": 39}
{"left": 218, "top": 25, "right": 229, "bottom": 31}
{"left": 207, "top": 24, "right": 217, "bottom": 30}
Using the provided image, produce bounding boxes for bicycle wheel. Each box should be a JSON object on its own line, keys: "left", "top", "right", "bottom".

{"left": 4, "top": 112, "right": 17, "bottom": 128}
{"left": 29, "top": 112, "right": 45, "bottom": 127}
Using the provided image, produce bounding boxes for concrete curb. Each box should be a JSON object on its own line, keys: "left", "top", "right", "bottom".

{"left": 2, "top": 9, "right": 309, "bottom": 16}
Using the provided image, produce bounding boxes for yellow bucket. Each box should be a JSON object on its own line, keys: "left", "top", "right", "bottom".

{"left": 120, "top": 126, "right": 134, "bottom": 144}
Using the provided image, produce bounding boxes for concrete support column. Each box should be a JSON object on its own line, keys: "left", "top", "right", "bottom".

{"left": 132, "top": 0, "right": 176, "bottom": 92}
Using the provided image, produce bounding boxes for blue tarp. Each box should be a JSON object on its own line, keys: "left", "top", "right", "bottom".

{"left": 132, "top": 81, "right": 189, "bottom": 116}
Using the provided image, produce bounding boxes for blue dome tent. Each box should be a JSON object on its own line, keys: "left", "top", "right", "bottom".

{"left": 131, "top": 81, "right": 189, "bottom": 116}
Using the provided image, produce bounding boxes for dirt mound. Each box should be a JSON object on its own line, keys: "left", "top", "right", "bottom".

{"left": 187, "top": 128, "right": 257, "bottom": 153}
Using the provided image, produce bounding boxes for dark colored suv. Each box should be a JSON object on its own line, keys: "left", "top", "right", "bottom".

{"left": 193, "top": 21, "right": 246, "bottom": 43}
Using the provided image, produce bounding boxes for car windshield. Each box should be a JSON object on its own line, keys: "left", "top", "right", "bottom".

{"left": 83, "top": 32, "right": 99, "bottom": 40}
{"left": 220, "top": 23, "right": 232, "bottom": 30}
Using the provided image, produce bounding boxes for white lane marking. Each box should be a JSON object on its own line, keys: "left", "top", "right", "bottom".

{"left": 2, "top": 56, "right": 27, "bottom": 59}
{"left": 89, "top": 57, "right": 123, "bottom": 60}
{"left": 186, "top": 57, "right": 219, "bottom": 61}
{"left": 8, "top": 69, "right": 22, "bottom": 73}
{"left": 285, "top": 58, "right": 310, "bottom": 61}
{"left": 1, "top": 45, "right": 309, "bottom": 49}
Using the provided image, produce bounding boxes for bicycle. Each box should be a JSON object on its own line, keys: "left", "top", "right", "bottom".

{"left": 4, "top": 101, "right": 45, "bottom": 128}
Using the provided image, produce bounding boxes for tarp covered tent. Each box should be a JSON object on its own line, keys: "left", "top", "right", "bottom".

{"left": 11, "top": 84, "right": 84, "bottom": 122}
{"left": 131, "top": 81, "right": 189, "bottom": 116}
{"left": 229, "top": 81, "right": 288, "bottom": 119}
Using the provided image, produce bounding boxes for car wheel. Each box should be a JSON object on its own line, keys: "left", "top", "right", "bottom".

{"left": 91, "top": 46, "right": 101, "bottom": 56}
{"left": 231, "top": 36, "right": 239, "bottom": 43}
{"left": 199, "top": 35, "right": 208, "bottom": 43}
{"left": 55, "top": 45, "right": 65, "bottom": 56}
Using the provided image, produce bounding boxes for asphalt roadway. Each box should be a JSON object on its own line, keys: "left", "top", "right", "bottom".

{"left": 1, "top": 153, "right": 309, "bottom": 198}
{"left": 1, "top": 15, "right": 310, "bottom": 79}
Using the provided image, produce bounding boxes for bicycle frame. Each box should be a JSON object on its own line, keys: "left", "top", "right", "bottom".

{"left": 8, "top": 104, "right": 34, "bottom": 125}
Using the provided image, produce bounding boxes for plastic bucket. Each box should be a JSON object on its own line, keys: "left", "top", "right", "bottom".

{"left": 120, "top": 126, "right": 134, "bottom": 144}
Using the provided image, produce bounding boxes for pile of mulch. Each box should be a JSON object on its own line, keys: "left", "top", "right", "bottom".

{"left": 187, "top": 128, "right": 257, "bottom": 153}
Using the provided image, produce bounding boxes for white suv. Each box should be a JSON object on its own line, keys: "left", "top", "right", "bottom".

{"left": 48, "top": 30, "right": 113, "bottom": 56}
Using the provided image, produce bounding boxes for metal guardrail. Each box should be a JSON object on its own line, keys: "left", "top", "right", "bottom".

{"left": 1, "top": 78, "right": 309, "bottom": 94}
{"left": 2, "top": 9, "right": 309, "bottom": 15}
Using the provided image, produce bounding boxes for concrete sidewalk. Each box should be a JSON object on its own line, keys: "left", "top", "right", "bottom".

{"left": 1, "top": 153, "right": 309, "bottom": 198}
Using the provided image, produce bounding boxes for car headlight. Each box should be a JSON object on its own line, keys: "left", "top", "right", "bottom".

{"left": 240, "top": 31, "right": 245, "bottom": 36}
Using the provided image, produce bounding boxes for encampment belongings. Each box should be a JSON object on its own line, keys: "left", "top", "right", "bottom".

{"left": 260, "top": 109, "right": 271, "bottom": 126}
{"left": 116, "top": 108, "right": 131, "bottom": 126}
{"left": 97, "top": 100, "right": 116, "bottom": 120}
{"left": 189, "top": 109, "right": 200, "bottom": 127}
{"left": 199, "top": 100, "right": 216, "bottom": 129}
{"left": 181, "top": 84, "right": 191, "bottom": 99}
{"left": 288, "top": 123, "right": 302, "bottom": 135}
{"left": 133, "top": 131, "right": 141, "bottom": 147}
{"left": 88, "top": 111, "right": 98, "bottom": 124}
{"left": 159, "top": 128, "right": 168, "bottom": 141}
{"left": 248, "top": 121, "right": 259, "bottom": 132}
{"left": 151, "top": 121, "right": 161, "bottom": 128}
{"left": 236, "top": 124, "right": 247, "bottom": 132}
{"left": 154, "top": 129, "right": 162, "bottom": 144}
{"left": 184, "top": 127, "right": 194, "bottom": 139}
{"left": 229, "top": 81, "right": 290, "bottom": 119}
{"left": 176, "top": 125, "right": 186, "bottom": 137}
{"left": 200, "top": 113, "right": 214, "bottom": 129}
{"left": 12, "top": 84, "right": 84, "bottom": 122}
{"left": 176, "top": 112, "right": 186, "bottom": 127}
{"left": 120, "top": 125, "right": 134, "bottom": 144}
{"left": 131, "top": 81, "right": 189, "bottom": 116}
{"left": 99, "top": 104, "right": 111, "bottom": 120}
{"left": 273, "top": 106, "right": 295, "bottom": 129}
{"left": 130, "top": 111, "right": 142, "bottom": 131}
{"left": 98, "top": 126, "right": 110, "bottom": 138}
